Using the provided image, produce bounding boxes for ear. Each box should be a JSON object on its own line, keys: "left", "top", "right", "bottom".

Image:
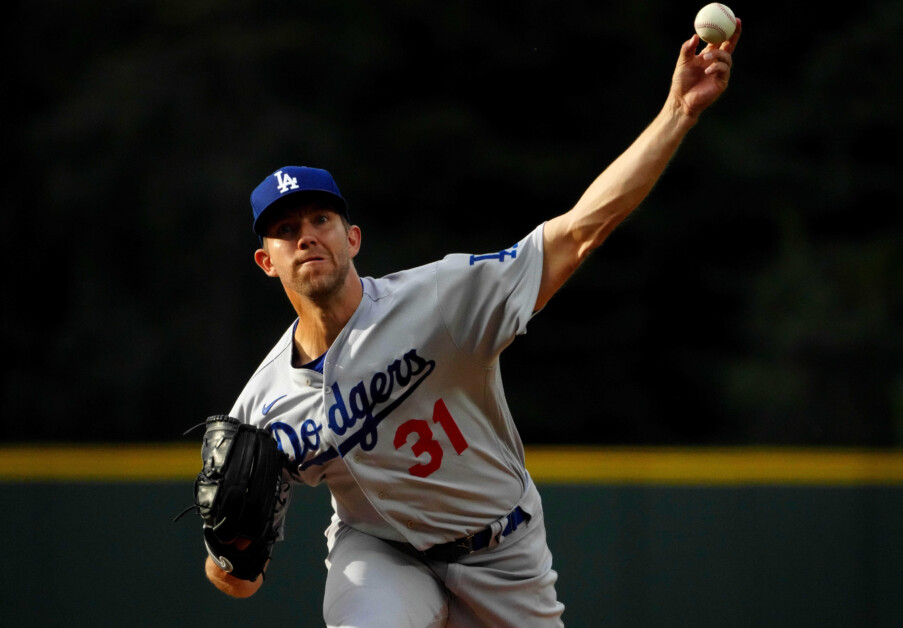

{"left": 347, "top": 225, "right": 362, "bottom": 259}
{"left": 254, "top": 246, "right": 279, "bottom": 277}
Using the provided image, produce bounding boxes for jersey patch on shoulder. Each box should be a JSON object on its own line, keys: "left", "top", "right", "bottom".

{"left": 469, "top": 242, "right": 518, "bottom": 265}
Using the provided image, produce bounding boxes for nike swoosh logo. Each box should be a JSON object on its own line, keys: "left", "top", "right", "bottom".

{"left": 262, "top": 395, "right": 287, "bottom": 416}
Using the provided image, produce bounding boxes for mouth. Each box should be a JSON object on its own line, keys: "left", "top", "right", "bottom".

{"left": 298, "top": 255, "right": 326, "bottom": 267}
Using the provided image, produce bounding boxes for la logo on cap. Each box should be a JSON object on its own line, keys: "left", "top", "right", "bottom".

{"left": 275, "top": 170, "right": 300, "bottom": 194}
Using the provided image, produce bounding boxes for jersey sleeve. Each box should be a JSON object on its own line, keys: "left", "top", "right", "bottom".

{"left": 435, "top": 223, "right": 545, "bottom": 365}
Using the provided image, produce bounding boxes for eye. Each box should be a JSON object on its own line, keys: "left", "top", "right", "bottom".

{"left": 274, "top": 220, "right": 296, "bottom": 236}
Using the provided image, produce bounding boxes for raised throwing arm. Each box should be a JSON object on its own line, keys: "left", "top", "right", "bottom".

{"left": 536, "top": 21, "right": 741, "bottom": 311}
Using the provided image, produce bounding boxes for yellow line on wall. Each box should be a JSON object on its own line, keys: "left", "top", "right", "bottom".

{"left": 524, "top": 446, "right": 903, "bottom": 485}
{"left": 1, "top": 444, "right": 903, "bottom": 485}
{"left": 0, "top": 444, "right": 200, "bottom": 482}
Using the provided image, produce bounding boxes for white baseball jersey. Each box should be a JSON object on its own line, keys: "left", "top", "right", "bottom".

{"left": 229, "top": 223, "right": 546, "bottom": 551}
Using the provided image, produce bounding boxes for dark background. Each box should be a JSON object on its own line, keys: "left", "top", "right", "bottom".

{"left": 5, "top": 0, "right": 902, "bottom": 446}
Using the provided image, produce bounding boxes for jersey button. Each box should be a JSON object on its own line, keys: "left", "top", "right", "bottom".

{"left": 405, "top": 520, "right": 416, "bottom": 529}
{"left": 353, "top": 454, "right": 363, "bottom": 464}
{"left": 377, "top": 490, "right": 388, "bottom": 499}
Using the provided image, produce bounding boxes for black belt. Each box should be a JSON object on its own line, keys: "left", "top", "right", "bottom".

{"left": 386, "top": 506, "right": 529, "bottom": 562}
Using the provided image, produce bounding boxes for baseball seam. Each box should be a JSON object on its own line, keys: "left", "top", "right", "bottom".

{"left": 715, "top": 3, "right": 735, "bottom": 21}
{"left": 695, "top": 21, "right": 727, "bottom": 40}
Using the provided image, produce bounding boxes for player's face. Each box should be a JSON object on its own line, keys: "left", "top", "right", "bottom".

{"left": 255, "top": 202, "right": 361, "bottom": 301}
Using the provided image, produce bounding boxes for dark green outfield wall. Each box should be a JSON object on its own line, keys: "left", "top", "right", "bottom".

{"left": 3, "top": 483, "right": 902, "bottom": 627}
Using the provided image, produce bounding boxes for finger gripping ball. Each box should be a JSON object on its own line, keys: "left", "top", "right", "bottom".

{"left": 694, "top": 3, "right": 736, "bottom": 45}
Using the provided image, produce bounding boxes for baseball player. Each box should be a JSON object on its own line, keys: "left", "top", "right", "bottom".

{"left": 203, "top": 24, "right": 740, "bottom": 627}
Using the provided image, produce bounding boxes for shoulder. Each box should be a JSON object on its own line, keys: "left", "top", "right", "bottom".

{"left": 228, "top": 321, "right": 296, "bottom": 421}
{"left": 360, "top": 262, "right": 439, "bottom": 302}
{"left": 436, "top": 224, "right": 545, "bottom": 287}
{"left": 249, "top": 322, "right": 297, "bottom": 376}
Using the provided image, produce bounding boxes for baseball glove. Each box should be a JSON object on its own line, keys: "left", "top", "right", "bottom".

{"left": 177, "top": 415, "right": 287, "bottom": 581}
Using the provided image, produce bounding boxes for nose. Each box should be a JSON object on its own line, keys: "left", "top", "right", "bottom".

{"left": 296, "top": 220, "right": 318, "bottom": 249}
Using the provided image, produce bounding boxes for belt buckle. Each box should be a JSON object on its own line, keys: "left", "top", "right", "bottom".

{"left": 453, "top": 533, "right": 477, "bottom": 554}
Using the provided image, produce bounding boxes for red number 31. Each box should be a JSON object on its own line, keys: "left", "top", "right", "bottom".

{"left": 393, "top": 399, "right": 469, "bottom": 478}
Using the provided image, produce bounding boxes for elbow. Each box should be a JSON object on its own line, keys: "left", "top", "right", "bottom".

{"left": 568, "top": 217, "right": 619, "bottom": 264}
{"left": 575, "top": 241, "right": 599, "bottom": 266}
{"left": 571, "top": 229, "right": 607, "bottom": 268}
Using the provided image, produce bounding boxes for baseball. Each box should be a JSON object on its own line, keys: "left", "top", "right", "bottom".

{"left": 694, "top": 3, "right": 736, "bottom": 45}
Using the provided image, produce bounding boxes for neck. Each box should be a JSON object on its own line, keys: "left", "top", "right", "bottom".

{"left": 289, "top": 269, "right": 363, "bottom": 365}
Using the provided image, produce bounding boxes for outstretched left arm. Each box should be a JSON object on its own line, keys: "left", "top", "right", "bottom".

{"left": 536, "top": 21, "right": 741, "bottom": 311}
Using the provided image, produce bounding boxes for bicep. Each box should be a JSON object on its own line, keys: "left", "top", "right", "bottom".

{"left": 535, "top": 215, "right": 585, "bottom": 311}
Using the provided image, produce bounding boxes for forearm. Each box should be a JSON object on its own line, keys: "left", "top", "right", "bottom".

{"left": 205, "top": 555, "right": 264, "bottom": 598}
{"left": 537, "top": 28, "right": 737, "bottom": 313}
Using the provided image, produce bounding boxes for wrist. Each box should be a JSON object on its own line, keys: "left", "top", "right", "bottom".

{"left": 665, "top": 92, "right": 701, "bottom": 130}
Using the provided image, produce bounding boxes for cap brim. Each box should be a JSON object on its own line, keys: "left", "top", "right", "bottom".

{"left": 253, "top": 190, "right": 349, "bottom": 236}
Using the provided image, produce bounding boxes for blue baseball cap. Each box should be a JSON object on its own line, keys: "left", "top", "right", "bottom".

{"left": 250, "top": 166, "right": 349, "bottom": 236}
